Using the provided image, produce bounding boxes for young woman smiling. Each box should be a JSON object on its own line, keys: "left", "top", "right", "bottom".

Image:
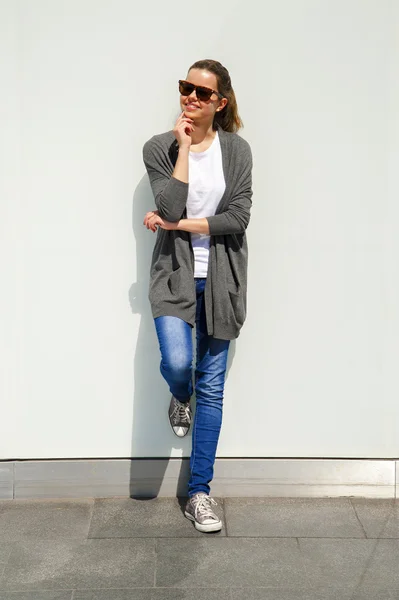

{"left": 142, "top": 59, "right": 253, "bottom": 533}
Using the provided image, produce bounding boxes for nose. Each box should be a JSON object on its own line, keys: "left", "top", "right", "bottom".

{"left": 187, "top": 90, "right": 198, "bottom": 103}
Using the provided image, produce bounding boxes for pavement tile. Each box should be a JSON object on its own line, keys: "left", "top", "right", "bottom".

{"left": 356, "top": 539, "right": 399, "bottom": 591}
{"left": 224, "top": 497, "right": 365, "bottom": 537}
{"left": 231, "top": 588, "right": 354, "bottom": 600}
{"left": 74, "top": 589, "right": 230, "bottom": 599}
{"left": 352, "top": 591, "right": 399, "bottom": 600}
{"left": 0, "top": 499, "right": 94, "bottom": 542}
{"left": 88, "top": 497, "right": 225, "bottom": 538}
{"left": 0, "top": 593, "right": 72, "bottom": 599}
{"left": 156, "top": 537, "right": 311, "bottom": 588}
{"left": 350, "top": 498, "right": 396, "bottom": 538}
{"left": 373, "top": 501, "right": 399, "bottom": 538}
{"left": 298, "top": 538, "right": 377, "bottom": 590}
{"left": 0, "top": 539, "right": 155, "bottom": 591}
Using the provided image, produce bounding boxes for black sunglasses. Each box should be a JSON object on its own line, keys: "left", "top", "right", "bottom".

{"left": 178, "top": 79, "right": 224, "bottom": 102}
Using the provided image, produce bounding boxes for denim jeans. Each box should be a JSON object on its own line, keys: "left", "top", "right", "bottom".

{"left": 154, "top": 277, "right": 231, "bottom": 497}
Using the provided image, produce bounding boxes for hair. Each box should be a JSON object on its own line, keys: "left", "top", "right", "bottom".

{"left": 186, "top": 59, "right": 243, "bottom": 133}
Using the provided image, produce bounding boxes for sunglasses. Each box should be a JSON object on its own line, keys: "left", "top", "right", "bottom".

{"left": 178, "top": 79, "right": 224, "bottom": 102}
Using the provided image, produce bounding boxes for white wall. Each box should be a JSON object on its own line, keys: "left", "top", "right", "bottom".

{"left": 1, "top": 0, "right": 398, "bottom": 459}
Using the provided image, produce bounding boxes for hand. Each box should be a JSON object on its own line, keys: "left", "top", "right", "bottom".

{"left": 143, "top": 210, "right": 178, "bottom": 232}
{"left": 173, "top": 111, "right": 195, "bottom": 147}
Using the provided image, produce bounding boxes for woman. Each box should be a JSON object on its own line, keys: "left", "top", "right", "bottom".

{"left": 142, "top": 59, "right": 253, "bottom": 533}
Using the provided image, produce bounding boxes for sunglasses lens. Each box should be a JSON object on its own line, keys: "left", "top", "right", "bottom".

{"left": 179, "top": 81, "right": 194, "bottom": 96}
{"left": 196, "top": 87, "right": 213, "bottom": 101}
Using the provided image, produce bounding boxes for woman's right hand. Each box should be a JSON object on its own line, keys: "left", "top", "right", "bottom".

{"left": 173, "top": 111, "right": 195, "bottom": 148}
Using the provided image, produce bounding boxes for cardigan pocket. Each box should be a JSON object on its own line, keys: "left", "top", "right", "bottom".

{"left": 167, "top": 266, "right": 182, "bottom": 295}
{"left": 227, "top": 281, "right": 245, "bottom": 327}
{"left": 149, "top": 265, "right": 193, "bottom": 309}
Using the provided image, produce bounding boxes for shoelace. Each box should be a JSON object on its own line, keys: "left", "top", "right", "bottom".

{"left": 172, "top": 400, "right": 191, "bottom": 425}
{"left": 192, "top": 494, "right": 218, "bottom": 519}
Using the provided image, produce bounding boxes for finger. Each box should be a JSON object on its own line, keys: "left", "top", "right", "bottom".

{"left": 148, "top": 215, "right": 159, "bottom": 230}
{"left": 146, "top": 216, "right": 155, "bottom": 229}
{"left": 149, "top": 217, "right": 158, "bottom": 232}
{"left": 176, "top": 115, "right": 194, "bottom": 125}
{"left": 144, "top": 211, "right": 156, "bottom": 226}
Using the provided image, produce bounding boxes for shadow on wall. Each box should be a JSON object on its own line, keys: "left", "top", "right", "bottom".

{"left": 127, "top": 166, "right": 236, "bottom": 499}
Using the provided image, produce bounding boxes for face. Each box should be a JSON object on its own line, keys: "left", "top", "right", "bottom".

{"left": 179, "top": 68, "right": 228, "bottom": 122}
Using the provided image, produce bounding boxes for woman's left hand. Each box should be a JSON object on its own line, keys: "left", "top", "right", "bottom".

{"left": 143, "top": 210, "right": 178, "bottom": 232}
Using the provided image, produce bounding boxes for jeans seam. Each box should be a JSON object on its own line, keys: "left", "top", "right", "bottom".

{"left": 190, "top": 400, "right": 197, "bottom": 496}
{"left": 189, "top": 281, "right": 203, "bottom": 497}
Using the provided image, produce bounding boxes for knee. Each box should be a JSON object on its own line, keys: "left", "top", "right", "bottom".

{"left": 161, "top": 352, "right": 192, "bottom": 380}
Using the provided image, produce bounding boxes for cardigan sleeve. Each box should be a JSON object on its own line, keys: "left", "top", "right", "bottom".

{"left": 206, "top": 141, "right": 253, "bottom": 236}
{"left": 142, "top": 139, "right": 189, "bottom": 222}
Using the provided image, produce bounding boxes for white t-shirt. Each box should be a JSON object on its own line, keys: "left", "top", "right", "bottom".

{"left": 187, "top": 130, "right": 226, "bottom": 278}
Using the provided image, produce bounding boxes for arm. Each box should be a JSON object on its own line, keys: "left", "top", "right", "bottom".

{"left": 142, "top": 140, "right": 190, "bottom": 222}
{"left": 205, "top": 142, "right": 253, "bottom": 236}
{"left": 176, "top": 218, "right": 210, "bottom": 234}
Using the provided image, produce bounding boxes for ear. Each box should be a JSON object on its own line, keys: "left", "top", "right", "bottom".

{"left": 218, "top": 98, "right": 228, "bottom": 111}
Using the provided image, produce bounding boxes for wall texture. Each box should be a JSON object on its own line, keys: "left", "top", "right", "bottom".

{"left": 1, "top": 0, "right": 398, "bottom": 461}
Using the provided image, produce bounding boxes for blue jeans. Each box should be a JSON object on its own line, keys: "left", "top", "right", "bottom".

{"left": 154, "top": 277, "right": 231, "bottom": 497}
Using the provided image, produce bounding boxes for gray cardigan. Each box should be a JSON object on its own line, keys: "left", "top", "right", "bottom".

{"left": 142, "top": 120, "right": 253, "bottom": 340}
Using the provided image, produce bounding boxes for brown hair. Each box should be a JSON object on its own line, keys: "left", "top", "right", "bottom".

{"left": 186, "top": 59, "right": 243, "bottom": 133}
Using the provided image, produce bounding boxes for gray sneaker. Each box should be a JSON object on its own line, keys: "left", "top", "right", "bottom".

{"left": 168, "top": 395, "right": 192, "bottom": 437}
{"left": 184, "top": 492, "right": 223, "bottom": 532}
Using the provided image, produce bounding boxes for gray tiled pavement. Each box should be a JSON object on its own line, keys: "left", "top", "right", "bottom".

{"left": 0, "top": 496, "right": 398, "bottom": 599}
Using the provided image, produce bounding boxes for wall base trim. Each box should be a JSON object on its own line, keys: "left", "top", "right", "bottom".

{"left": 0, "top": 458, "right": 397, "bottom": 499}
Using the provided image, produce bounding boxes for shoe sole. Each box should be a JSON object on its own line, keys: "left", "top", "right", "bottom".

{"left": 184, "top": 510, "right": 223, "bottom": 532}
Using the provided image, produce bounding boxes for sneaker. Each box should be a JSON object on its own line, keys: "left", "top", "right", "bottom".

{"left": 168, "top": 395, "right": 192, "bottom": 437}
{"left": 184, "top": 492, "right": 223, "bottom": 532}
